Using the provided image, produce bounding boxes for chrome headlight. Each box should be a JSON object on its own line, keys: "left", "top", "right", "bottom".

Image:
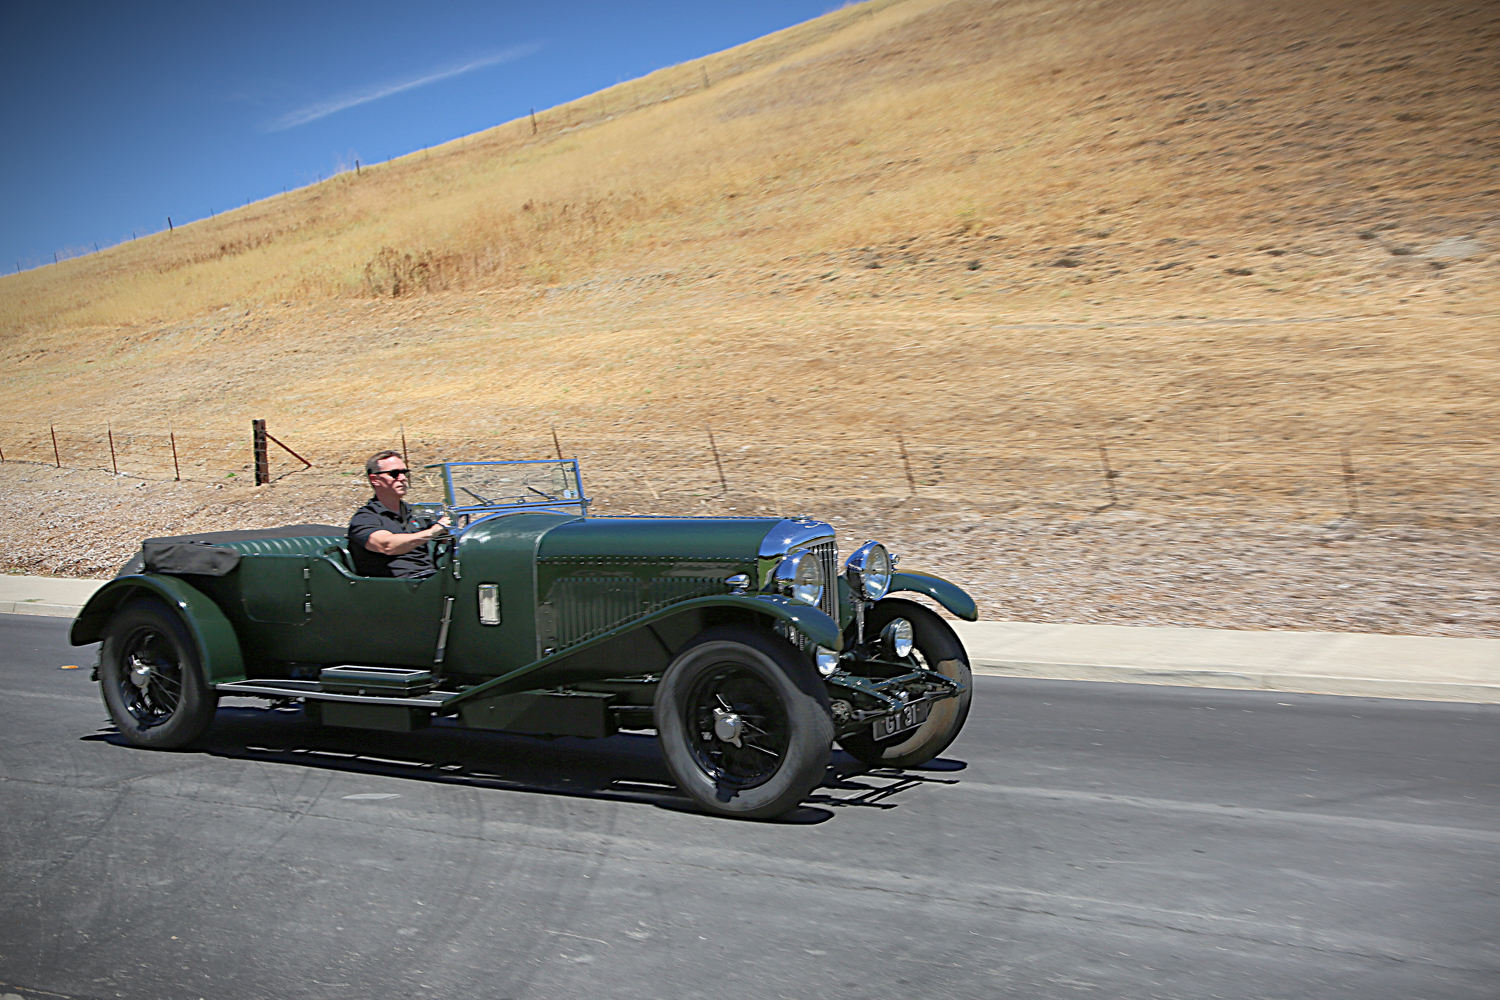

{"left": 880, "top": 618, "right": 915, "bottom": 658}
{"left": 814, "top": 646, "right": 841, "bottom": 677}
{"left": 845, "top": 540, "right": 893, "bottom": 601}
{"left": 773, "top": 550, "right": 825, "bottom": 606}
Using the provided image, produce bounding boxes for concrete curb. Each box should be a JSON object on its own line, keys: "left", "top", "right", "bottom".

{"left": 0, "top": 602, "right": 84, "bottom": 618}
{"left": 952, "top": 619, "right": 1500, "bottom": 704}
{"left": 0, "top": 577, "right": 106, "bottom": 616}
{"left": 967, "top": 659, "right": 1500, "bottom": 703}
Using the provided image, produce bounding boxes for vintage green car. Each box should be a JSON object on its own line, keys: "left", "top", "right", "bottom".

{"left": 71, "top": 459, "right": 976, "bottom": 819}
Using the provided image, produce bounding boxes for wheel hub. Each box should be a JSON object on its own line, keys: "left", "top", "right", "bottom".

{"left": 712, "top": 707, "right": 744, "bottom": 748}
{"left": 129, "top": 661, "right": 152, "bottom": 689}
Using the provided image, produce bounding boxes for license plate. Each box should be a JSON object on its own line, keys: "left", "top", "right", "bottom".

{"left": 871, "top": 699, "right": 931, "bottom": 741}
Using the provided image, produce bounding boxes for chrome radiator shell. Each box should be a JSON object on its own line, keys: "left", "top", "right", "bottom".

{"left": 755, "top": 519, "right": 839, "bottom": 648}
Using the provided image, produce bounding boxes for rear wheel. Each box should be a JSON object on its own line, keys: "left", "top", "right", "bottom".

{"left": 839, "top": 599, "right": 972, "bottom": 769}
{"left": 655, "top": 626, "right": 833, "bottom": 819}
{"left": 99, "top": 597, "right": 218, "bottom": 749}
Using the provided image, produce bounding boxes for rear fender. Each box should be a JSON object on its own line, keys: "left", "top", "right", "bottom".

{"left": 70, "top": 575, "right": 246, "bottom": 683}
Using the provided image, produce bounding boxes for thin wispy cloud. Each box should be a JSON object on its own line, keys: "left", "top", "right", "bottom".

{"left": 265, "top": 42, "right": 542, "bottom": 131}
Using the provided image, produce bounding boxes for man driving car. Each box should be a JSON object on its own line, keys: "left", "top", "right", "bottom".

{"left": 348, "top": 450, "right": 450, "bottom": 578}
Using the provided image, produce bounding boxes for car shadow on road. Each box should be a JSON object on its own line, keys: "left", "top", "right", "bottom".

{"left": 84, "top": 703, "right": 967, "bottom": 824}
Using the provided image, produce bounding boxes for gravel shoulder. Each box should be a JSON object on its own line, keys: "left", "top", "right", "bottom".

{"left": 5, "top": 457, "right": 1495, "bottom": 640}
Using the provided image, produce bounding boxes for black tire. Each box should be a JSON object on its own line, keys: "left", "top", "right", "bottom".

{"left": 655, "top": 625, "right": 834, "bottom": 819}
{"left": 99, "top": 597, "right": 219, "bottom": 749}
{"left": 839, "top": 598, "right": 972, "bottom": 769}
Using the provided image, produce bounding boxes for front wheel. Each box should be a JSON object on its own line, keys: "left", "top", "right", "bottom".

{"left": 655, "top": 626, "right": 833, "bottom": 819}
{"left": 99, "top": 597, "right": 218, "bottom": 749}
{"left": 839, "top": 598, "right": 972, "bottom": 769}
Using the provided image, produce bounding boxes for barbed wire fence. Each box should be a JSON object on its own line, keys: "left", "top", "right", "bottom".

{"left": 2, "top": 416, "right": 1496, "bottom": 525}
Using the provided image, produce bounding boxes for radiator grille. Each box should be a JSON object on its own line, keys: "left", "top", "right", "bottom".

{"left": 810, "top": 540, "right": 839, "bottom": 625}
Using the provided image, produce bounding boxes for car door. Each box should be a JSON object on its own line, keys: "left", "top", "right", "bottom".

{"left": 298, "top": 551, "right": 447, "bottom": 667}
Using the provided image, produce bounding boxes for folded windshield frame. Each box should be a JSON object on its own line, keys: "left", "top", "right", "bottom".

{"left": 418, "top": 458, "right": 590, "bottom": 525}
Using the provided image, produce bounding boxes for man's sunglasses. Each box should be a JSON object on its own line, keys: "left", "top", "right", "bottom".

{"left": 376, "top": 469, "right": 411, "bottom": 478}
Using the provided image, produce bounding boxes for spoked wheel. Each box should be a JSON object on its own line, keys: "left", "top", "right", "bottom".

{"left": 656, "top": 626, "right": 833, "bottom": 819}
{"left": 99, "top": 597, "right": 218, "bottom": 749}
{"left": 687, "top": 667, "right": 792, "bottom": 788}
{"left": 838, "top": 598, "right": 972, "bottom": 770}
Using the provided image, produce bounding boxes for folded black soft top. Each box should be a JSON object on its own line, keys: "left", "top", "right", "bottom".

{"left": 116, "top": 524, "right": 345, "bottom": 578}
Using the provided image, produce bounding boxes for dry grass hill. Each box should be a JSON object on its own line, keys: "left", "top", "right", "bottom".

{"left": 1, "top": 0, "right": 1496, "bottom": 637}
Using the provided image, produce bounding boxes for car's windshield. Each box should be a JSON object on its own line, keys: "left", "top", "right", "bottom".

{"left": 419, "top": 459, "right": 586, "bottom": 515}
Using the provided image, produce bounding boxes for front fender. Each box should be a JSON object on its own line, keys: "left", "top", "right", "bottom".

{"left": 890, "top": 571, "right": 979, "bottom": 621}
{"left": 736, "top": 593, "right": 843, "bottom": 651}
{"left": 70, "top": 575, "right": 246, "bottom": 683}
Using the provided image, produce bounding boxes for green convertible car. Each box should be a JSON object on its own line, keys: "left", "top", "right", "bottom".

{"left": 72, "top": 459, "right": 977, "bottom": 819}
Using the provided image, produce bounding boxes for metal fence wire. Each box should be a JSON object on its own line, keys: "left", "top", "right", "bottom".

{"left": 0, "top": 418, "right": 1495, "bottom": 522}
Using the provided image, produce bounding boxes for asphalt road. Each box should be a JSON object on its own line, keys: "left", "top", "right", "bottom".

{"left": 2, "top": 613, "right": 1496, "bottom": 1000}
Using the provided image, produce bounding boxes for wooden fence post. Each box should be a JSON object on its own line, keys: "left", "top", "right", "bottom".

{"left": 1340, "top": 443, "right": 1360, "bottom": 516}
{"left": 551, "top": 424, "right": 564, "bottom": 461}
{"left": 107, "top": 423, "right": 118, "bottom": 475}
{"left": 170, "top": 427, "right": 181, "bottom": 481}
{"left": 253, "top": 419, "right": 269, "bottom": 484}
{"left": 706, "top": 426, "right": 728, "bottom": 493}
{"left": 51, "top": 424, "right": 61, "bottom": 468}
{"left": 1096, "top": 439, "right": 1119, "bottom": 508}
{"left": 898, "top": 434, "right": 918, "bottom": 495}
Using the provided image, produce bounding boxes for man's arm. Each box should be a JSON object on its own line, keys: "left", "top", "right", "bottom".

{"left": 363, "top": 521, "right": 447, "bottom": 557}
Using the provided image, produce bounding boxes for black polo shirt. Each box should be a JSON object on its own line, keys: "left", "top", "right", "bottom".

{"left": 348, "top": 498, "right": 436, "bottom": 578}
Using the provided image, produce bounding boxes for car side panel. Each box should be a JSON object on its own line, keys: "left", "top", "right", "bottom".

{"left": 439, "top": 511, "right": 578, "bottom": 677}
{"left": 534, "top": 556, "right": 750, "bottom": 655}
{"left": 442, "top": 594, "right": 843, "bottom": 706}
{"left": 194, "top": 552, "right": 446, "bottom": 669}
{"left": 235, "top": 555, "right": 310, "bottom": 624}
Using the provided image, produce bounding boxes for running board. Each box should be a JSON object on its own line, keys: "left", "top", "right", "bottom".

{"left": 214, "top": 678, "right": 448, "bottom": 708}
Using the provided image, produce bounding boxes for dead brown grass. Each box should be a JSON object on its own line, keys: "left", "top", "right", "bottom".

{"left": 4, "top": 0, "right": 1495, "bottom": 331}
{"left": 1, "top": 0, "right": 1497, "bottom": 635}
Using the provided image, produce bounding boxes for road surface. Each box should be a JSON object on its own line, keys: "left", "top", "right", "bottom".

{"left": 1, "top": 614, "right": 1495, "bottom": 999}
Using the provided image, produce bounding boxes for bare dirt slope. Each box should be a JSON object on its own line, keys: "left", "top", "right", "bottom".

{"left": 1, "top": 0, "right": 1496, "bottom": 636}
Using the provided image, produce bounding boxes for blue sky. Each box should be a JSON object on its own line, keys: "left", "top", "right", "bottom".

{"left": 0, "top": 1, "right": 837, "bottom": 272}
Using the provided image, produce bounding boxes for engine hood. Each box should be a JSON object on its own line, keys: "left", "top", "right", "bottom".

{"left": 536, "top": 515, "right": 797, "bottom": 561}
